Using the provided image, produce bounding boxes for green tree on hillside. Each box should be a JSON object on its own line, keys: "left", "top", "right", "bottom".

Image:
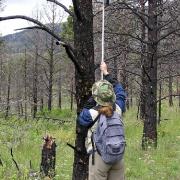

{"left": 61, "top": 8, "right": 73, "bottom": 41}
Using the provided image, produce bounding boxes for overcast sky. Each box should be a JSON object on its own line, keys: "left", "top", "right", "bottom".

{"left": 0, "top": 0, "right": 72, "bottom": 36}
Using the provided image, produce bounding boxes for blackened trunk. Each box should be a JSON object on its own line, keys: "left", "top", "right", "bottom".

{"left": 40, "top": 136, "right": 56, "bottom": 178}
{"left": 72, "top": 1, "right": 94, "bottom": 179}
{"left": 24, "top": 49, "right": 28, "bottom": 120}
{"left": 121, "top": 52, "right": 129, "bottom": 110}
{"left": 113, "top": 57, "right": 118, "bottom": 80}
{"left": 70, "top": 77, "right": 74, "bottom": 111}
{"left": 40, "top": 97, "right": 44, "bottom": 111}
{"left": 58, "top": 70, "right": 62, "bottom": 109}
{"left": 5, "top": 73, "right": 11, "bottom": 119}
{"left": 47, "top": 39, "right": 54, "bottom": 111}
{"left": 140, "top": 0, "right": 146, "bottom": 120}
{"left": 142, "top": 0, "right": 158, "bottom": 149}
{"left": 158, "top": 81, "right": 162, "bottom": 124}
{"left": 33, "top": 46, "right": 38, "bottom": 118}
{"left": 168, "top": 73, "right": 173, "bottom": 107}
{"left": 177, "top": 77, "right": 180, "bottom": 107}
{"left": 129, "top": 84, "right": 133, "bottom": 107}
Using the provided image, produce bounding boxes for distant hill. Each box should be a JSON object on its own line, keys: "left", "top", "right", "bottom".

{"left": 2, "top": 23, "right": 61, "bottom": 53}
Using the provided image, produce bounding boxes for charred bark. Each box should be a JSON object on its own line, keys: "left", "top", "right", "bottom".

{"left": 72, "top": 1, "right": 95, "bottom": 179}
{"left": 140, "top": 0, "right": 146, "bottom": 120}
{"left": 40, "top": 135, "right": 56, "bottom": 178}
{"left": 5, "top": 73, "right": 11, "bottom": 119}
{"left": 142, "top": 0, "right": 158, "bottom": 149}
{"left": 32, "top": 45, "right": 38, "bottom": 118}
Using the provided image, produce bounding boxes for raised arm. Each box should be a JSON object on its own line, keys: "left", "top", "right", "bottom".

{"left": 100, "top": 62, "right": 127, "bottom": 112}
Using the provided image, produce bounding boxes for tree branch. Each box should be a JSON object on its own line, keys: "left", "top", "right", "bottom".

{"left": 157, "top": 28, "right": 180, "bottom": 43}
{"left": 156, "top": 94, "right": 180, "bottom": 103}
{"left": 63, "top": 44, "right": 83, "bottom": 75}
{"left": 47, "top": 0, "right": 74, "bottom": 17}
{"left": 157, "top": 49, "right": 179, "bottom": 59}
{"left": 0, "top": 16, "right": 65, "bottom": 45}
{"left": 103, "top": 31, "right": 150, "bottom": 44}
{"left": 72, "top": 0, "right": 83, "bottom": 21}
{"left": 117, "top": 1, "right": 152, "bottom": 30}
{"left": 10, "top": 148, "right": 20, "bottom": 172}
{"left": 0, "top": 16, "right": 83, "bottom": 75}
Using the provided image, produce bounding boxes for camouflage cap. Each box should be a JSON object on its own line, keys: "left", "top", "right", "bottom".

{"left": 92, "top": 80, "right": 116, "bottom": 106}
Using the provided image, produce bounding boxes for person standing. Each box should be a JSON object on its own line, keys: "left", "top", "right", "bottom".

{"left": 79, "top": 62, "right": 126, "bottom": 180}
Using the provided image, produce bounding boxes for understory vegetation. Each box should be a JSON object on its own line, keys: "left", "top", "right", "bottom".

{"left": 0, "top": 101, "right": 179, "bottom": 180}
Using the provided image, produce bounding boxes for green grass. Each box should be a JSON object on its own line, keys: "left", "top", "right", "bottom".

{"left": 0, "top": 101, "right": 179, "bottom": 179}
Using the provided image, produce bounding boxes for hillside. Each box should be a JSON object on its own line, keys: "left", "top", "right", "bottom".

{"left": 1, "top": 23, "right": 61, "bottom": 52}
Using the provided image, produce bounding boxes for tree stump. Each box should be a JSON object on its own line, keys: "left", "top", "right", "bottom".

{"left": 40, "top": 135, "right": 56, "bottom": 178}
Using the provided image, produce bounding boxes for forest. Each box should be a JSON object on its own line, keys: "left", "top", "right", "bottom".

{"left": 0, "top": 0, "right": 179, "bottom": 179}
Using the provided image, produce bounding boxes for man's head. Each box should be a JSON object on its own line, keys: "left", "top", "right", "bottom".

{"left": 92, "top": 80, "right": 116, "bottom": 106}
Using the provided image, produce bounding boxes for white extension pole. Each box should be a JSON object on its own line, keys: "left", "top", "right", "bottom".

{"left": 101, "top": 0, "right": 105, "bottom": 80}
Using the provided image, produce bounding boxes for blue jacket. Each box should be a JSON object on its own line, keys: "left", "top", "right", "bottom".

{"left": 78, "top": 74, "right": 127, "bottom": 127}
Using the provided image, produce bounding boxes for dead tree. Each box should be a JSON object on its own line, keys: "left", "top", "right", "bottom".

{"left": 0, "top": 1, "right": 94, "bottom": 179}
{"left": 40, "top": 135, "right": 56, "bottom": 178}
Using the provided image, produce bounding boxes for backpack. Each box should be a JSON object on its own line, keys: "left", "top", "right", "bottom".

{"left": 93, "top": 112, "right": 126, "bottom": 164}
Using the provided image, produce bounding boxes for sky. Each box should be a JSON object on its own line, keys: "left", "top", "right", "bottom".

{"left": 0, "top": 0, "right": 72, "bottom": 36}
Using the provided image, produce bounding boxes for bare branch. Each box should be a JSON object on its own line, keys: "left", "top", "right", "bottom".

{"left": 102, "top": 31, "right": 150, "bottom": 44}
{"left": 72, "top": 0, "right": 83, "bottom": 21}
{"left": 158, "top": 74, "right": 180, "bottom": 81}
{"left": 0, "top": 15, "right": 84, "bottom": 75}
{"left": 63, "top": 44, "right": 83, "bottom": 75}
{"left": 157, "top": 28, "right": 180, "bottom": 43}
{"left": 47, "top": 0, "right": 74, "bottom": 17}
{"left": 117, "top": 1, "right": 152, "bottom": 30}
{"left": 0, "top": 16, "right": 65, "bottom": 44}
{"left": 10, "top": 148, "right": 20, "bottom": 172}
{"left": 157, "top": 49, "right": 179, "bottom": 59}
{"left": 156, "top": 94, "right": 180, "bottom": 103}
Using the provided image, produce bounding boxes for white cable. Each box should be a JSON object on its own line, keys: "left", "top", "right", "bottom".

{"left": 101, "top": 0, "right": 105, "bottom": 80}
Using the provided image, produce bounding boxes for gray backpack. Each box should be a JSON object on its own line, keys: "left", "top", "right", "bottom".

{"left": 93, "top": 112, "right": 126, "bottom": 164}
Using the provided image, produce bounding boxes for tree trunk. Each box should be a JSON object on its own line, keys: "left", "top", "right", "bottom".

{"left": 58, "top": 69, "right": 61, "bottom": 109}
{"left": 40, "top": 135, "right": 56, "bottom": 178}
{"left": 129, "top": 83, "right": 133, "bottom": 107}
{"left": 121, "top": 52, "right": 129, "bottom": 110}
{"left": 140, "top": 0, "right": 146, "bottom": 120}
{"left": 158, "top": 81, "right": 162, "bottom": 124}
{"left": 47, "top": 39, "right": 54, "bottom": 111}
{"left": 142, "top": 0, "right": 158, "bottom": 149}
{"left": 177, "top": 77, "right": 180, "bottom": 107}
{"left": 32, "top": 45, "right": 38, "bottom": 118}
{"left": 72, "top": 1, "right": 94, "bottom": 179}
{"left": 40, "top": 97, "right": 44, "bottom": 111}
{"left": 168, "top": 72, "right": 173, "bottom": 107}
{"left": 24, "top": 49, "right": 28, "bottom": 120}
{"left": 5, "top": 73, "right": 11, "bottom": 119}
{"left": 70, "top": 77, "right": 74, "bottom": 111}
{"left": 0, "top": 55, "right": 2, "bottom": 104}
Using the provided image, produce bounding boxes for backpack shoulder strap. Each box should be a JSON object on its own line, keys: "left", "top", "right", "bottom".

{"left": 87, "top": 113, "right": 101, "bottom": 129}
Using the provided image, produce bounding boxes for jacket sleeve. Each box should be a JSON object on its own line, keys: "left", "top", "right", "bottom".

{"left": 78, "top": 97, "right": 96, "bottom": 126}
{"left": 104, "top": 74, "right": 127, "bottom": 112}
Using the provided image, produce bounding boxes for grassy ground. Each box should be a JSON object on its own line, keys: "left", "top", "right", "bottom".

{"left": 0, "top": 102, "right": 179, "bottom": 180}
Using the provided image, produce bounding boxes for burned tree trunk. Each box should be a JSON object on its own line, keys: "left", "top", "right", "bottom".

{"left": 140, "top": 0, "right": 146, "bottom": 120}
{"left": 24, "top": 49, "right": 28, "bottom": 120}
{"left": 142, "top": 0, "right": 158, "bottom": 149}
{"left": 5, "top": 73, "right": 11, "bottom": 119}
{"left": 70, "top": 77, "right": 74, "bottom": 111}
{"left": 40, "top": 135, "right": 56, "bottom": 178}
{"left": 158, "top": 81, "right": 162, "bottom": 124}
{"left": 168, "top": 70, "right": 173, "bottom": 107}
{"left": 58, "top": 69, "right": 62, "bottom": 109}
{"left": 72, "top": 1, "right": 95, "bottom": 179}
{"left": 32, "top": 45, "right": 38, "bottom": 118}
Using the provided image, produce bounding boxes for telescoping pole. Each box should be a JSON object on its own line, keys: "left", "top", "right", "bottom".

{"left": 101, "top": 0, "right": 105, "bottom": 80}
